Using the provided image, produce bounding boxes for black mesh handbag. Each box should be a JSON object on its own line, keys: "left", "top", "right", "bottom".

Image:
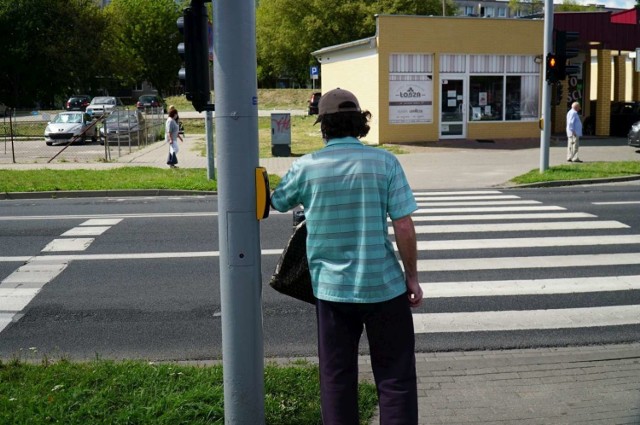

{"left": 269, "top": 220, "right": 316, "bottom": 304}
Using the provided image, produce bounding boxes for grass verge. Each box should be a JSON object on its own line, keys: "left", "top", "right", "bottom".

{"left": 0, "top": 359, "right": 377, "bottom": 425}
{"left": 510, "top": 161, "right": 640, "bottom": 185}
{"left": 0, "top": 167, "right": 285, "bottom": 194}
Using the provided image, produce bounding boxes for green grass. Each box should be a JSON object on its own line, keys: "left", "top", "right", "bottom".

{"left": 0, "top": 359, "right": 378, "bottom": 425}
{"left": 510, "top": 161, "right": 640, "bottom": 185}
{"left": 0, "top": 168, "right": 218, "bottom": 193}
{"left": 0, "top": 168, "right": 286, "bottom": 194}
{"left": 166, "top": 89, "right": 313, "bottom": 112}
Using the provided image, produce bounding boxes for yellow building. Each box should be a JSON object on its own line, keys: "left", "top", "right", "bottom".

{"left": 313, "top": 15, "right": 544, "bottom": 145}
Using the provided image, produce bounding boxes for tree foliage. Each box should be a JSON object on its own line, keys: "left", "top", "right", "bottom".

{"left": 555, "top": 0, "right": 598, "bottom": 12}
{"left": 508, "top": 0, "right": 543, "bottom": 16}
{"left": 0, "top": 0, "right": 106, "bottom": 108}
{"left": 102, "top": 0, "right": 182, "bottom": 98}
{"left": 256, "top": 0, "right": 457, "bottom": 87}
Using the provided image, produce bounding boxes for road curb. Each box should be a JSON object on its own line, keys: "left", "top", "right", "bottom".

{"left": 0, "top": 189, "right": 217, "bottom": 200}
{"left": 504, "top": 174, "right": 640, "bottom": 189}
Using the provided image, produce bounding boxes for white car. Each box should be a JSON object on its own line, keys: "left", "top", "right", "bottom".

{"left": 86, "top": 96, "right": 123, "bottom": 117}
{"left": 44, "top": 112, "right": 97, "bottom": 146}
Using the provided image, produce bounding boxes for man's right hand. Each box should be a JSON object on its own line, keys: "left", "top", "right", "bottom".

{"left": 406, "top": 277, "right": 423, "bottom": 308}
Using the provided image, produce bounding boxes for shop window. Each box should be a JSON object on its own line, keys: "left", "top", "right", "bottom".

{"left": 506, "top": 76, "right": 539, "bottom": 121}
{"left": 469, "top": 76, "right": 503, "bottom": 121}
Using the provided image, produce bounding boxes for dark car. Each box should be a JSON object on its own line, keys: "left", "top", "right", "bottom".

{"left": 99, "top": 110, "right": 147, "bottom": 145}
{"left": 628, "top": 121, "right": 640, "bottom": 148}
{"left": 136, "top": 94, "right": 165, "bottom": 112}
{"left": 65, "top": 95, "right": 91, "bottom": 111}
{"left": 583, "top": 101, "right": 640, "bottom": 137}
{"left": 307, "top": 92, "right": 321, "bottom": 115}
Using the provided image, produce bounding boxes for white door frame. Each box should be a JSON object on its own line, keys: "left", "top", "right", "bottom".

{"left": 439, "top": 74, "right": 467, "bottom": 139}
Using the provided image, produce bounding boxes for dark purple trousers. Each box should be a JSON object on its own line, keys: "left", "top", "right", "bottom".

{"left": 316, "top": 294, "right": 418, "bottom": 425}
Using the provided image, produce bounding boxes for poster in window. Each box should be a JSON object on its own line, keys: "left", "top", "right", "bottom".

{"left": 389, "top": 76, "right": 433, "bottom": 124}
{"left": 479, "top": 92, "right": 487, "bottom": 106}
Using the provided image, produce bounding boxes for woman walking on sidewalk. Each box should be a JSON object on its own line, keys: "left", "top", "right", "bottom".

{"left": 166, "top": 108, "right": 181, "bottom": 168}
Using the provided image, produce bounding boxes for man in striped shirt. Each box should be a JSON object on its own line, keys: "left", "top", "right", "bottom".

{"left": 271, "top": 88, "right": 423, "bottom": 424}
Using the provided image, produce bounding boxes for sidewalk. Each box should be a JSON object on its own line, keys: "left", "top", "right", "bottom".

{"left": 115, "top": 134, "right": 640, "bottom": 190}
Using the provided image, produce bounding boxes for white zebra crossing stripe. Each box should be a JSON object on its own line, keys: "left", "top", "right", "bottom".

{"left": 413, "top": 191, "right": 504, "bottom": 196}
{"left": 412, "top": 305, "right": 640, "bottom": 333}
{"left": 417, "top": 200, "right": 540, "bottom": 207}
{"left": 410, "top": 212, "right": 596, "bottom": 222}
{"left": 41, "top": 238, "right": 95, "bottom": 252}
{"left": 61, "top": 226, "right": 111, "bottom": 237}
{"left": 404, "top": 220, "right": 629, "bottom": 234}
{"left": 415, "top": 234, "right": 640, "bottom": 250}
{"left": 416, "top": 206, "right": 566, "bottom": 213}
{"left": 418, "top": 253, "right": 640, "bottom": 272}
{"left": 81, "top": 219, "right": 123, "bottom": 226}
{"left": 420, "top": 275, "right": 640, "bottom": 297}
{"left": 414, "top": 195, "right": 521, "bottom": 201}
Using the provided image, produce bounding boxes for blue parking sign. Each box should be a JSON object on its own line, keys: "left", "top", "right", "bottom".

{"left": 310, "top": 66, "right": 319, "bottom": 79}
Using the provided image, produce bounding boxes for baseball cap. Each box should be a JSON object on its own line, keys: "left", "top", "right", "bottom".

{"left": 314, "top": 88, "right": 361, "bottom": 124}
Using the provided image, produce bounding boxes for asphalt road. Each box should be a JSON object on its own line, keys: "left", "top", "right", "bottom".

{"left": 0, "top": 185, "right": 639, "bottom": 361}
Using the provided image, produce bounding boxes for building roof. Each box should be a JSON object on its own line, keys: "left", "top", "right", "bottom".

{"left": 555, "top": 9, "right": 640, "bottom": 51}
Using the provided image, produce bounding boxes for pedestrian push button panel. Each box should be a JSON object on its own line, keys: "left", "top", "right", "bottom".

{"left": 256, "top": 167, "right": 270, "bottom": 220}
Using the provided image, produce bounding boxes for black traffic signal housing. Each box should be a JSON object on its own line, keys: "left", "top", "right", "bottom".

{"left": 553, "top": 83, "right": 563, "bottom": 106}
{"left": 546, "top": 53, "right": 559, "bottom": 84}
{"left": 555, "top": 30, "right": 581, "bottom": 80}
{"left": 177, "top": 0, "right": 212, "bottom": 112}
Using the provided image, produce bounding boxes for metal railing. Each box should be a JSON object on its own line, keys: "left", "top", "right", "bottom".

{"left": 0, "top": 106, "right": 165, "bottom": 164}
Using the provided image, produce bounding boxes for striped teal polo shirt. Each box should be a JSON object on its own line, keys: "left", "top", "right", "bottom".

{"left": 270, "top": 137, "right": 418, "bottom": 303}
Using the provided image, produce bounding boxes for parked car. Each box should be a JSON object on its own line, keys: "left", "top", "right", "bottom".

{"left": 86, "top": 96, "right": 124, "bottom": 117}
{"left": 65, "top": 95, "right": 91, "bottom": 111}
{"left": 307, "top": 92, "right": 321, "bottom": 115}
{"left": 44, "top": 111, "right": 97, "bottom": 145}
{"left": 582, "top": 101, "right": 640, "bottom": 137}
{"left": 628, "top": 120, "right": 640, "bottom": 148}
{"left": 136, "top": 94, "right": 165, "bottom": 112}
{"left": 99, "top": 110, "right": 147, "bottom": 145}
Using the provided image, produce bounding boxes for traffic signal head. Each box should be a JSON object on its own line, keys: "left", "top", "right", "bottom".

{"left": 177, "top": 1, "right": 210, "bottom": 112}
{"left": 555, "top": 30, "right": 581, "bottom": 80}
{"left": 546, "top": 53, "right": 559, "bottom": 84}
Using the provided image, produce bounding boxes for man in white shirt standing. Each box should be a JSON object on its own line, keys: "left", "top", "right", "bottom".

{"left": 566, "top": 101, "right": 583, "bottom": 163}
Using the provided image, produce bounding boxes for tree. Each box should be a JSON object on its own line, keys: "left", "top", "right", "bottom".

{"left": 508, "top": 0, "right": 543, "bottom": 16}
{"left": 102, "top": 0, "right": 183, "bottom": 98}
{"left": 256, "top": 0, "right": 457, "bottom": 87}
{"left": 555, "top": 0, "right": 598, "bottom": 12}
{"left": 0, "top": 0, "right": 106, "bottom": 108}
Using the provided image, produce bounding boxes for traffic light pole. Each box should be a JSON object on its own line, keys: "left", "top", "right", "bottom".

{"left": 540, "top": 0, "right": 554, "bottom": 172}
{"left": 213, "top": 0, "right": 264, "bottom": 423}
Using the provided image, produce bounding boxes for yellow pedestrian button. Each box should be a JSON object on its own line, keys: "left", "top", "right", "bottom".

{"left": 255, "top": 167, "right": 270, "bottom": 220}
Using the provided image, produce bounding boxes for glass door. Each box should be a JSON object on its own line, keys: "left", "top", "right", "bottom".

{"left": 440, "top": 78, "right": 466, "bottom": 138}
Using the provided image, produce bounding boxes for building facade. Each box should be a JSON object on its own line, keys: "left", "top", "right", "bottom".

{"left": 313, "top": 15, "right": 543, "bottom": 145}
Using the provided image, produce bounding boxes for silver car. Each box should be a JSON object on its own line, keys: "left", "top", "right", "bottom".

{"left": 99, "top": 110, "right": 146, "bottom": 145}
{"left": 86, "top": 96, "right": 123, "bottom": 117}
{"left": 44, "top": 112, "right": 97, "bottom": 146}
{"left": 629, "top": 121, "right": 640, "bottom": 148}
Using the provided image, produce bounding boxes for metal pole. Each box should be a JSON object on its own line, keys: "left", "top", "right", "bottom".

{"left": 213, "top": 0, "right": 264, "bottom": 423}
{"left": 540, "top": 0, "right": 553, "bottom": 172}
{"left": 205, "top": 110, "right": 215, "bottom": 180}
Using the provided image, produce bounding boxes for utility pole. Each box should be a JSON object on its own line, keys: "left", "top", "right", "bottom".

{"left": 213, "top": 0, "right": 264, "bottom": 423}
{"left": 540, "top": 0, "right": 553, "bottom": 172}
